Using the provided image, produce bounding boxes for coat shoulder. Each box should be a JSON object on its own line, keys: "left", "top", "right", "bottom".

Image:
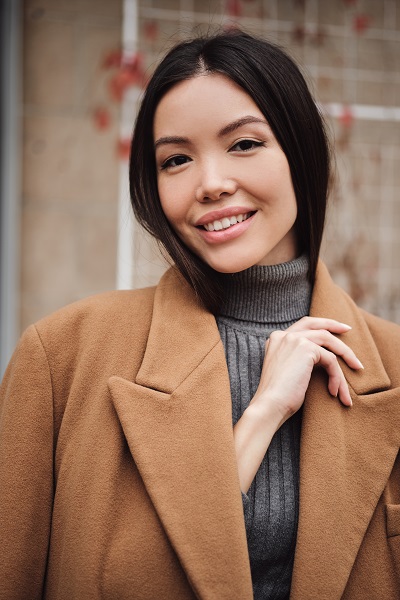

{"left": 361, "top": 308, "right": 400, "bottom": 347}
{"left": 34, "top": 287, "right": 156, "bottom": 342}
{"left": 24, "top": 287, "right": 158, "bottom": 384}
{"left": 360, "top": 308, "right": 400, "bottom": 384}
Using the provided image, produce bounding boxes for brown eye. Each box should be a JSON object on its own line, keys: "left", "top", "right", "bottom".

{"left": 161, "top": 155, "right": 191, "bottom": 169}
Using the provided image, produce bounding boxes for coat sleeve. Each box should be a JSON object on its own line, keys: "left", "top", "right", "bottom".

{"left": 0, "top": 325, "right": 54, "bottom": 600}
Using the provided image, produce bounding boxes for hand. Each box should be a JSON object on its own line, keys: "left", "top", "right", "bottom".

{"left": 234, "top": 317, "right": 363, "bottom": 493}
{"left": 250, "top": 317, "right": 363, "bottom": 425}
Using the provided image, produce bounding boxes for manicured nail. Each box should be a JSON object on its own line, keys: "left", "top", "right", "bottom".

{"left": 340, "top": 323, "right": 352, "bottom": 329}
{"left": 356, "top": 359, "right": 364, "bottom": 369}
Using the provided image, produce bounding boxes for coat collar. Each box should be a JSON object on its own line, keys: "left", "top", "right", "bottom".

{"left": 108, "top": 262, "right": 400, "bottom": 600}
{"left": 134, "top": 267, "right": 220, "bottom": 394}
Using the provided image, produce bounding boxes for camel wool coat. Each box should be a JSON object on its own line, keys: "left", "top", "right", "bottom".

{"left": 0, "top": 261, "right": 400, "bottom": 600}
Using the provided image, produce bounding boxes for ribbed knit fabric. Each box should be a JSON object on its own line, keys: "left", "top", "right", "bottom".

{"left": 216, "top": 255, "right": 311, "bottom": 600}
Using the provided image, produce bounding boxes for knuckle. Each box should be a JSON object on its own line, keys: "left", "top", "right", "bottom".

{"left": 284, "top": 331, "right": 298, "bottom": 344}
{"left": 326, "top": 350, "right": 338, "bottom": 364}
{"left": 301, "top": 316, "right": 314, "bottom": 327}
{"left": 269, "top": 330, "right": 283, "bottom": 341}
{"left": 319, "top": 329, "right": 330, "bottom": 341}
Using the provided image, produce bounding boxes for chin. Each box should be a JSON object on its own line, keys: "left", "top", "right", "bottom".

{"left": 204, "top": 256, "right": 261, "bottom": 274}
{"left": 200, "top": 248, "right": 299, "bottom": 273}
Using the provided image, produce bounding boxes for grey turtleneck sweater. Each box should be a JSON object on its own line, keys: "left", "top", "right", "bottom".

{"left": 216, "top": 255, "right": 311, "bottom": 600}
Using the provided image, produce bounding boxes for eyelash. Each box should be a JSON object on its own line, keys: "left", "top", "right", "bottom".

{"left": 159, "top": 139, "right": 265, "bottom": 170}
{"left": 160, "top": 155, "right": 190, "bottom": 170}
{"left": 230, "top": 139, "right": 265, "bottom": 152}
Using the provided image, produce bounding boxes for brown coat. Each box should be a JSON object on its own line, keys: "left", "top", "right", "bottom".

{"left": 1, "top": 261, "right": 400, "bottom": 600}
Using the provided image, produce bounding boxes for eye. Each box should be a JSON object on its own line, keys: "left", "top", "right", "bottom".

{"left": 160, "top": 155, "right": 191, "bottom": 170}
{"left": 230, "top": 139, "right": 264, "bottom": 152}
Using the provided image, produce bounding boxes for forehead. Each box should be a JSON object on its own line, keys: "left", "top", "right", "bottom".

{"left": 153, "top": 73, "right": 264, "bottom": 137}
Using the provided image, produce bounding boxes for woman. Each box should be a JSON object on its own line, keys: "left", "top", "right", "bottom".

{"left": 1, "top": 31, "right": 399, "bottom": 600}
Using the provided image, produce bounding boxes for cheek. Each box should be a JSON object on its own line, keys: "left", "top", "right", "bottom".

{"left": 244, "top": 152, "right": 294, "bottom": 196}
{"left": 158, "top": 181, "right": 187, "bottom": 232}
{"left": 272, "top": 159, "right": 297, "bottom": 210}
{"left": 157, "top": 179, "right": 174, "bottom": 217}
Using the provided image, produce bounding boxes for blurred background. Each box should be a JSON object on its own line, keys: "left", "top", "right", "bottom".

{"left": 1, "top": 0, "right": 399, "bottom": 375}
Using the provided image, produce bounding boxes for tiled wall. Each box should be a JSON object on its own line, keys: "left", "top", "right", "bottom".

{"left": 21, "top": 0, "right": 122, "bottom": 329}
{"left": 21, "top": 0, "right": 400, "bottom": 329}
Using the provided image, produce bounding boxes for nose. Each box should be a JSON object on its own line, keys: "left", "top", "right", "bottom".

{"left": 195, "top": 161, "right": 238, "bottom": 203}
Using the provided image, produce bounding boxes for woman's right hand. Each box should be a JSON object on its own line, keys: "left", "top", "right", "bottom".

{"left": 250, "top": 316, "right": 363, "bottom": 424}
{"left": 233, "top": 317, "right": 364, "bottom": 493}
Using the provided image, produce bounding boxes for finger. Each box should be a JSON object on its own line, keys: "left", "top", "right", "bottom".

{"left": 287, "top": 316, "right": 352, "bottom": 334}
{"left": 316, "top": 347, "right": 352, "bottom": 407}
{"left": 302, "top": 330, "right": 363, "bottom": 370}
{"left": 337, "top": 375, "right": 353, "bottom": 407}
{"left": 265, "top": 330, "right": 285, "bottom": 350}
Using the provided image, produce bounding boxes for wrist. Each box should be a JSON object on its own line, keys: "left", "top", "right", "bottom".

{"left": 234, "top": 397, "right": 286, "bottom": 494}
{"left": 244, "top": 397, "right": 286, "bottom": 435}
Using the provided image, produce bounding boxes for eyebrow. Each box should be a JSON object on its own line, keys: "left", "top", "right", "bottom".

{"left": 154, "top": 115, "right": 269, "bottom": 150}
{"left": 218, "top": 115, "right": 269, "bottom": 137}
{"left": 154, "top": 135, "right": 189, "bottom": 150}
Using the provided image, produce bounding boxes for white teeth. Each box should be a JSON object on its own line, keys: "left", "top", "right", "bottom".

{"left": 203, "top": 212, "right": 250, "bottom": 232}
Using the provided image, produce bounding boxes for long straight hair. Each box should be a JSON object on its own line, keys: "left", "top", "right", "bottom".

{"left": 130, "top": 30, "right": 331, "bottom": 313}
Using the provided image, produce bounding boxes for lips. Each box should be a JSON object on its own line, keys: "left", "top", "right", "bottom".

{"left": 203, "top": 212, "right": 251, "bottom": 231}
{"left": 196, "top": 210, "right": 256, "bottom": 244}
{"left": 195, "top": 207, "right": 255, "bottom": 228}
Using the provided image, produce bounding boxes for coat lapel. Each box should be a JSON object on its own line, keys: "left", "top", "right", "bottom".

{"left": 108, "top": 262, "right": 400, "bottom": 599}
{"left": 291, "top": 262, "right": 400, "bottom": 599}
{"left": 108, "top": 268, "right": 253, "bottom": 600}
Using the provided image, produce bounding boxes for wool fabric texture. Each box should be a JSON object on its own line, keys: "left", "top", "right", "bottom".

{"left": 216, "top": 255, "right": 312, "bottom": 600}
{"left": 1, "top": 262, "right": 400, "bottom": 599}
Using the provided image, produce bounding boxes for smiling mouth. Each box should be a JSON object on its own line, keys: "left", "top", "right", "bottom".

{"left": 199, "top": 212, "right": 255, "bottom": 232}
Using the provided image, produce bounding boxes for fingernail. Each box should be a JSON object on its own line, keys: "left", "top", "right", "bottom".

{"left": 356, "top": 359, "right": 364, "bottom": 369}
{"left": 340, "top": 323, "right": 352, "bottom": 329}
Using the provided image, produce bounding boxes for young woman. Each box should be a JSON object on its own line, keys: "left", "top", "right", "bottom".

{"left": 1, "top": 31, "right": 399, "bottom": 600}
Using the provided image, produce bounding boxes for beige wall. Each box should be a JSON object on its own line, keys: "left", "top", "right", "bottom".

{"left": 21, "top": 0, "right": 400, "bottom": 330}
{"left": 21, "top": 0, "right": 122, "bottom": 330}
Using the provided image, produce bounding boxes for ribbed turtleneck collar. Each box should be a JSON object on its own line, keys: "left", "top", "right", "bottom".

{"left": 218, "top": 255, "right": 312, "bottom": 324}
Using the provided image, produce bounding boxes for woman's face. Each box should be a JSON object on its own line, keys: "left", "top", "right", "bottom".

{"left": 154, "top": 73, "right": 298, "bottom": 273}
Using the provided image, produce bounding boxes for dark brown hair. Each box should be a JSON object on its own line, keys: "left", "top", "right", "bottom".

{"left": 129, "top": 30, "right": 331, "bottom": 313}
